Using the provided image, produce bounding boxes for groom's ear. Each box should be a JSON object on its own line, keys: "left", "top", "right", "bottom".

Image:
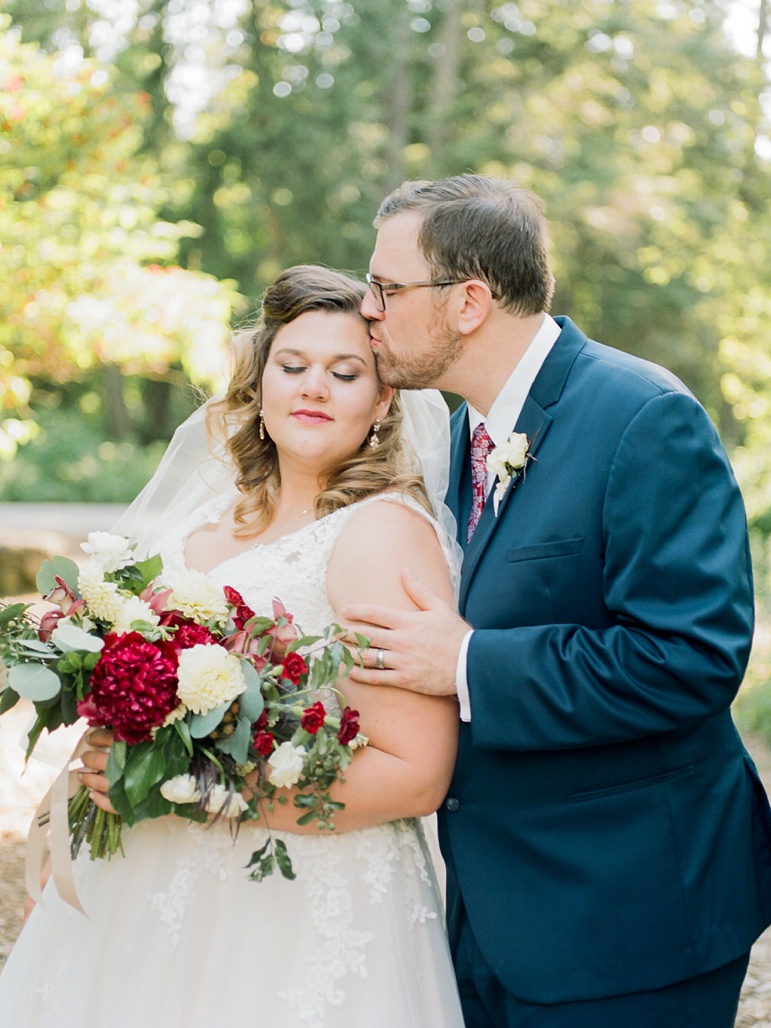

{"left": 456, "top": 279, "right": 496, "bottom": 336}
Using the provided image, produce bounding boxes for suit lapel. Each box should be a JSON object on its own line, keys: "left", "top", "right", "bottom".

{"left": 456, "top": 318, "right": 586, "bottom": 610}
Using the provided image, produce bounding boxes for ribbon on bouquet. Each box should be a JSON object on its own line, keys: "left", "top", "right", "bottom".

{"left": 25, "top": 730, "right": 90, "bottom": 916}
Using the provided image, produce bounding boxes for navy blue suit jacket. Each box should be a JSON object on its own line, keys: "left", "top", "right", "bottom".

{"left": 438, "top": 317, "right": 771, "bottom": 1003}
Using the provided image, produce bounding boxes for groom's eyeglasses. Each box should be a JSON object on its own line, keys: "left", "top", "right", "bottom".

{"left": 365, "top": 273, "right": 465, "bottom": 313}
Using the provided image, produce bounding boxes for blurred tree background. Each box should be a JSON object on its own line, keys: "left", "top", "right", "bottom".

{"left": 2, "top": 0, "right": 771, "bottom": 718}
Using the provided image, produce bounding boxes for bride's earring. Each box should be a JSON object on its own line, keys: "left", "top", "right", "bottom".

{"left": 259, "top": 409, "right": 266, "bottom": 441}
{"left": 369, "top": 418, "right": 381, "bottom": 448}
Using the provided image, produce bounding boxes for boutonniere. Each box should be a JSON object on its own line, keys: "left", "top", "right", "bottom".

{"left": 487, "top": 432, "right": 537, "bottom": 515}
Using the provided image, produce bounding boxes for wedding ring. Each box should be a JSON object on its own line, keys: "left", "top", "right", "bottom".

{"left": 375, "top": 647, "right": 386, "bottom": 670}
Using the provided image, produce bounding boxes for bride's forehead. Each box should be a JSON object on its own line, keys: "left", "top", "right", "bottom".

{"left": 273, "top": 310, "right": 373, "bottom": 358}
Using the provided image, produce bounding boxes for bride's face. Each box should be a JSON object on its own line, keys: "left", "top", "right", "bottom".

{"left": 261, "top": 310, "right": 393, "bottom": 479}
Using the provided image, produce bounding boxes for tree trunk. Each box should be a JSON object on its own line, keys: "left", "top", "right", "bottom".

{"left": 101, "top": 364, "right": 132, "bottom": 440}
{"left": 427, "top": 0, "right": 464, "bottom": 173}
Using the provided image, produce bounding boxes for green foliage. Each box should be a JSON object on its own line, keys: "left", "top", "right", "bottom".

{"left": 1, "top": 403, "right": 167, "bottom": 502}
{"left": 0, "top": 15, "right": 239, "bottom": 462}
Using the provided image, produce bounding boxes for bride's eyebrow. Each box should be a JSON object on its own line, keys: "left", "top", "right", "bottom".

{"left": 273, "top": 347, "right": 368, "bottom": 365}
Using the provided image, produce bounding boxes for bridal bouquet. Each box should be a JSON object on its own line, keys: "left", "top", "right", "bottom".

{"left": 0, "top": 533, "right": 368, "bottom": 882}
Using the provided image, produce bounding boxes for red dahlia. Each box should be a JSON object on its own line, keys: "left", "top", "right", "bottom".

{"left": 78, "top": 632, "right": 180, "bottom": 745}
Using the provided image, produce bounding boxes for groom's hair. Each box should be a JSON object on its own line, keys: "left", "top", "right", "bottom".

{"left": 375, "top": 174, "right": 555, "bottom": 317}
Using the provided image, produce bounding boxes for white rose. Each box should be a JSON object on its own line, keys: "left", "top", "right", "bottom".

{"left": 176, "top": 644, "right": 246, "bottom": 716}
{"left": 166, "top": 569, "right": 230, "bottom": 626}
{"left": 160, "top": 774, "right": 201, "bottom": 805}
{"left": 206, "top": 783, "right": 248, "bottom": 818}
{"left": 78, "top": 559, "right": 125, "bottom": 624}
{"left": 111, "top": 595, "right": 160, "bottom": 634}
{"left": 80, "top": 532, "right": 135, "bottom": 573}
{"left": 267, "top": 741, "right": 307, "bottom": 789}
{"left": 487, "top": 432, "right": 529, "bottom": 479}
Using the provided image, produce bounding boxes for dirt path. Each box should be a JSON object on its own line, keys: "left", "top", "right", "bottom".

{"left": 2, "top": 707, "right": 771, "bottom": 1023}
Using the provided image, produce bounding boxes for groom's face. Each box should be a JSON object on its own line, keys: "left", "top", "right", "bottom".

{"left": 362, "top": 211, "right": 463, "bottom": 390}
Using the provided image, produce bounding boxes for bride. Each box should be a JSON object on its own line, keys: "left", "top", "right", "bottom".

{"left": 0, "top": 266, "right": 465, "bottom": 1027}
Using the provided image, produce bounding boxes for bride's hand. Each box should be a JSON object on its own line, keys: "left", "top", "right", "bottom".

{"left": 79, "top": 728, "right": 118, "bottom": 815}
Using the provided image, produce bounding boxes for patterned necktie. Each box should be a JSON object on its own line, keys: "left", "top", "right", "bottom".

{"left": 467, "top": 422, "right": 494, "bottom": 542}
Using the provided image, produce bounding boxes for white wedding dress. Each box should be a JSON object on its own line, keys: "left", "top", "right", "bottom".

{"left": 0, "top": 493, "right": 465, "bottom": 1028}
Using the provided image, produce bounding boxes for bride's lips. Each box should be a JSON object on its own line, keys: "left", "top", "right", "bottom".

{"left": 292, "top": 409, "right": 333, "bottom": 425}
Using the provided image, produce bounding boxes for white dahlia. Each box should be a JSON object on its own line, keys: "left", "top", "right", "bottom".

{"left": 175, "top": 644, "right": 246, "bottom": 716}
{"left": 166, "top": 569, "right": 230, "bottom": 626}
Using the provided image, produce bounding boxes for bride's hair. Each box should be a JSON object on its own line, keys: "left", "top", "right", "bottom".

{"left": 207, "top": 264, "right": 429, "bottom": 536}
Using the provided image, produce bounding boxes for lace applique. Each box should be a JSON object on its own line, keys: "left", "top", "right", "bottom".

{"left": 278, "top": 835, "right": 375, "bottom": 1028}
{"left": 147, "top": 821, "right": 233, "bottom": 950}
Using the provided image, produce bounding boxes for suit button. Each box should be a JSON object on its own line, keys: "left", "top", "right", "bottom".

{"left": 445, "top": 797, "right": 460, "bottom": 812}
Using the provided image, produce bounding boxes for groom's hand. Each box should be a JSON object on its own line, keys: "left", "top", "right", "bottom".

{"left": 343, "top": 568, "right": 469, "bottom": 697}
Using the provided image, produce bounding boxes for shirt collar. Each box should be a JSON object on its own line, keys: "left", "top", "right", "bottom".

{"left": 468, "top": 314, "right": 560, "bottom": 445}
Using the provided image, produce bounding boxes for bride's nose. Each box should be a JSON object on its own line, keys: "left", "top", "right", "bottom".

{"left": 300, "top": 366, "right": 329, "bottom": 400}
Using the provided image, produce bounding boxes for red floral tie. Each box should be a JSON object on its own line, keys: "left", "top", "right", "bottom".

{"left": 467, "top": 423, "right": 494, "bottom": 542}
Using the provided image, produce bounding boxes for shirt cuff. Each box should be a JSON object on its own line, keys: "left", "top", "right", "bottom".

{"left": 455, "top": 630, "right": 474, "bottom": 722}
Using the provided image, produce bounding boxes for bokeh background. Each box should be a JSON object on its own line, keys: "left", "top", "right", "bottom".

{"left": 2, "top": 0, "right": 771, "bottom": 735}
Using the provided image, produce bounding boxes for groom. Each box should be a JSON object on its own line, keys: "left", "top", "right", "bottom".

{"left": 345, "top": 174, "right": 771, "bottom": 1026}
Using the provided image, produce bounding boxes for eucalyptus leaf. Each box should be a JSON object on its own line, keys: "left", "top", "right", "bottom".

{"left": 215, "top": 716, "right": 252, "bottom": 764}
{"left": 36, "top": 556, "right": 80, "bottom": 597}
{"left": 238, "top": 664, "right": 265, "bottom": 723}
{"left": 18, "top": 638, "right": 56, "bottom": 655}
{"left": 189, "top": 701, "right": 230, "bottom": 739}
{"left": 51, "top": 621, "right": 105, "bottom": 654}
{"left": 8, "top": 663, "right": 61, "bottom": 701}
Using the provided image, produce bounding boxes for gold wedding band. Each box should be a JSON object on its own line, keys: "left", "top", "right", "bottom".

{"left": 375, "top": 647, "right": 386, "bottom": 670}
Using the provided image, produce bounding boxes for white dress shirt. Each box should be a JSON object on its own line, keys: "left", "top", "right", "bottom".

{"left": 455, "top": 314, "right": 561, "bottom": 721}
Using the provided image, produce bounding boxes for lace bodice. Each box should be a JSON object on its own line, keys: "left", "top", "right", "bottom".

{"left": 157, "top": 489, "right": 438, "bottom": 639}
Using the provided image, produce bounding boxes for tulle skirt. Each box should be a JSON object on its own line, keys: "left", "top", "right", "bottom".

{"left": 0, "top": 816, "right": 464, "bottom": 1027}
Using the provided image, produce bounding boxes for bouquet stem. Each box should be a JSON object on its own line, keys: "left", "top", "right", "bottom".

{"left": 68, "top": 785, "right": 124, "bottom": 861}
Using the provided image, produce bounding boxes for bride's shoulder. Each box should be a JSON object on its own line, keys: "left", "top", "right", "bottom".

{"left": 339, "top": 491, "right": 438, "bottom": 539}
{"left": 326, "top": 492, "right": 452, "bottom": 609}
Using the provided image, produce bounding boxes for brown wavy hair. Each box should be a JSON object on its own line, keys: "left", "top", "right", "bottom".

{"left": 207, "top": 265, "right": 429, "bottom": 536}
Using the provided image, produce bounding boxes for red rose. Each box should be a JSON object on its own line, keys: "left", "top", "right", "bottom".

{"left": 337, "top": 706, "right": 360, "bottom": 746}
{"left": 78, "top": 632, "right": 179, "bottom": 745}
{"left": 279, "top": 652, "right": 308, "bottom": 686}
{"left": 301, "top": 701, "right": 326, "bottom": 734}
{"left": 173, "top": 623, "right": 218, "bottom": 649}
{"left": 252, "top": 730, "right": 274, "bottom": 757}
{"left": 224, "top": 586, "right": 256, "bottom": 630}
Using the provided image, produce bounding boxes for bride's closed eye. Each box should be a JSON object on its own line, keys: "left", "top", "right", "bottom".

{"left": 280, "top": 364, "right": 359, "bottom": 382}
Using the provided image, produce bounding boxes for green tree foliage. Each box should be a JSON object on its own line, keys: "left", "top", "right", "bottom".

{"left": 4, "top": 0, "right": 770, "bottom": 515}
{"left": 0, "top": 17, "right": 238, "bottom": 465}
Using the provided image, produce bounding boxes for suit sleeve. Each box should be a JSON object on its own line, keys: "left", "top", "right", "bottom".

{"left": 466, "top": 390, "right": 754, "bottom": 751}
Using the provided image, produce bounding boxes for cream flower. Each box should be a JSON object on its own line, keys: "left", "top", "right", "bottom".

{"left": 80, "top": 532, "right": 134, "bottom": 573}
{"left": 206, "top": 783, "right": 248, "bottom": 818}
{"left": 78, "top": 559, "right": 124, "bottom": 624}
{"left": 166, "top": 569, "right": 230, "bottom": 626}
{"left": 487, "top": 432, "right": 532, "bottom": 513}
{"left": 175, "top": 644, "right": 246, "bottom": 716}
{"left": 487, "top": 432, "right": 529, "bottom": 481}
{"left": 267, "top": 741, "right": 307, "bottom": 789}
{"left": 111, "top": 595, "right": 160, "bottom": 634}
{"left": 160, "top": 774, "right": 201, "bottom": 805}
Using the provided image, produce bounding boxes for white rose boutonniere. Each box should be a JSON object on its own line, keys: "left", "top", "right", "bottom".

{"left": 487, "top": 432, "right": 536, "bottom": 514}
